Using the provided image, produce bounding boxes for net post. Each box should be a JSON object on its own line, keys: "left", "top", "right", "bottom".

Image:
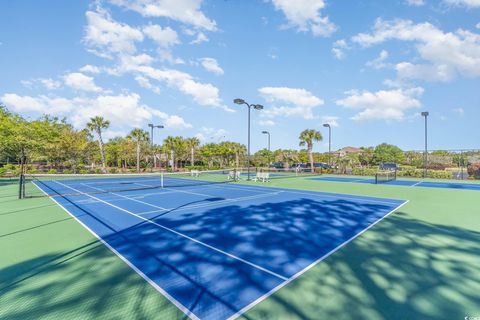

{"left": 18, "top": 173, "right": 24, "bottom": 199}
{"left": 161, "top": 172, "right": 164, "bottom": 188}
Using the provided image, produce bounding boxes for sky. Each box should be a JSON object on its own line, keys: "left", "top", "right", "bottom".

{"left": 0, "top": 0, "right": 479, "bottom": 153}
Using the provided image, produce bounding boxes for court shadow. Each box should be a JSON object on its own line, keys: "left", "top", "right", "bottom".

{"left": 242, "top": 213, "right": 480, "bottom": 320}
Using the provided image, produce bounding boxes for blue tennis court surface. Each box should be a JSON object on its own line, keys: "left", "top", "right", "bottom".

{"left": 33, "top": 177, "right": 406, "bottom": 320}
{"left": 311, "top": 176, "right": 480, "bottom": 191}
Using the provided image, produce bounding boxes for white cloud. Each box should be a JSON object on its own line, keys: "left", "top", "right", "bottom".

{"left": 352, "top": 19, "right": 480, "bottom": 81}
{"left": 271, "top": 0, "right": 336, "bottom": 37}
{"left": 136, "top": 65, "right": 233, "bottom": 111}
{"left": 195, "top": 127, "right": 227, "bottom": 143}
{"left": 476, "top": 22, "right": 480, "bottom": 29}
{"left": 84, "top": 8, "right": 143, "bottom": 57}
{"left": 21, "top": 78, "right": 61, "bottom": 90}
{"left": 366, "top": 50, "right": 390, "bottom": 69}
{"left": 406, "top": 0, "right": 426, "bottom": 6}
{"left": 258, "top": 119, "right": 276, "bottom": 126}
{"left": 335, "top": 87, "right": 424, "bottom": 121}
{"left": 1, "top": 92, "right": 191, "bottom": 130}
{"left": 40, "top": 78, "right": 61, "bottom": 90}
{"left": 79, "top": 64, "right": 101, "bottom": 74}
{"left": 143, "top": 24, "right": 179, "bottom": 48}
{"left": 443, "top": 0, "right": 480, "bottom": 8}
{"left": 199, "top": 58, "right": 224, "bottom": 75}
{"left": 321, "top": 115, "right": 339, "bottom": 127}
{"left": 63, "top": 72, "right": 102, "bottom": 92}
{"left": 332, "top": 39, "right": 349, "bottom": 60}
{"left": 190, "top": 32, "right": 209, "bottom": 45}
{"left": 109, "top": 0, "right": 217, "bottom": 31}
{"left": 1, "top": 93, "right": 75, "bottom": 114}
{"left": 135, "top": 76, "right": 161, "bottom": 94}
{"left": 453, "top": 107, "right": 465, "bottom": 115}
{"left": 259, "top": 86, "right": 324, "bottom": 119}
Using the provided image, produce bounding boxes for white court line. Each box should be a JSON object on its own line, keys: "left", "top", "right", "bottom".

{"left": 53, "top": 180, "right": 288, "bottom": 283}
{"left": 226, "top": 199, "right": 411, "bottom": 320}
{"left": 411, "top": 181, "right": 423, "bottom": 187}
{"left": 81, "top": 183, "right": 168, "bottom": 211}
{"left": 30, "top": 181, "right": 201, "bottom": 320}
{"left": 137, "top": 192, "right": 283, "bottom": 216}
{"left": 75, "top": 178, "right": 162, "bottom": 186}
{"left": 82, "top": 180, "right": 281, "bottom": 217}
{"left": 135, "top": 182, "right": 219, "bottom": 198}
{"left": 216, "top": 183, "right": 403, "bottom": 205}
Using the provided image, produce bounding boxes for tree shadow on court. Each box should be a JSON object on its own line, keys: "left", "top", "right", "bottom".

{"left": 1, "top": 194, "right": 479, "bottom": 320}
{"left": 242, "top": 212, "right": 480, "bottom": 320}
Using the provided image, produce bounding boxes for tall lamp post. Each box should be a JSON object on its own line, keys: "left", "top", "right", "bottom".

{"left": 234, "top": 98, "right": 264, "bottom": 180}
{"left": 421, "top": 111, "right": 429, "bottom": 178}
{"left": 262, "top": 130, "right": 271, "bottom": 165}
{"left": 148, "top": 124, "right": 164, "bottom": 168}
{"left": 323, "top": 123, "right": 331, "bottom": 165}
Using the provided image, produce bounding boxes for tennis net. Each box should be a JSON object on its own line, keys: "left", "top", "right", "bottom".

{"left": 19, "top": 169, "right": 236, "bottom": 198}
{"left": 252, "top": 167, "right": 322, "bottom": 179}
{"left": 375, "top": 170, "right": 397, "bottom": 184}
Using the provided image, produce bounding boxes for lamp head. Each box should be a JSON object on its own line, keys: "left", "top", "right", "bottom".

{"left": 148, "top": 123, "right": 153, "bottom": 127}
{"left": 253, "top": 104, "right": 264, "bottom": 110}
{"left": 421, "top": 111, "right": 429, "bottom": 117}
{"left": 262, "top": 131, "right": 268, "bottom": 134}
{"left": 156, "top": 125, "right": 164, "bottom": 129}
{"left": 234, "top": 98, "right": 245, "bottom": 105}
{"left": 323, "top": 123, "right": 330, "bottom": 128}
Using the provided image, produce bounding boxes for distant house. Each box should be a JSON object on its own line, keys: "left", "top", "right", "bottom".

{"left": 333, "top": 146, "right": 363, "bottom": 157}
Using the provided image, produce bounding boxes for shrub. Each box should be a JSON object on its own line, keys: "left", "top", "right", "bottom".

{"left": 467, "top": 163, "right": 480, "bottom": 179}
{"left": 47, "top": 169, "right": 58, "bottom": 174}
{"left": 108, "top": 168, "right": 117, "bottom": 174}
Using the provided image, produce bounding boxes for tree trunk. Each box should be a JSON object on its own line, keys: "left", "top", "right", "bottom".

{"left": 191, "top": 147, "right": 194, "bottom": 166}
{"left": 97, "top": 129, "right": 107, "bottom": 173}
{"left": 170, "top": 149, "right": 175, "bottom": 171}
{"left": 308, "top": 144, "right": 314, "bottom": 173}
{"left": 136, "top": 141, "right": 140, "bottom": 173}
{"left": 235, "top": 153, "right": 239, "bottom": 168}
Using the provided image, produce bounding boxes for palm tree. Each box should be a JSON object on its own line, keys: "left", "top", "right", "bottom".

{"left": 163, "top": 136, "right": 178, "bottom": 171}
{"left": 299, "top": 129, "right": 323, "bottom": 173}
{"left": 128, "top": 129, "right": 149, "bottom": 173}
{"left": 185, "top": 137, "right": 200, "bottom": 166}
{"left": 86, "top": 116, "right": 110, "bottom": 173}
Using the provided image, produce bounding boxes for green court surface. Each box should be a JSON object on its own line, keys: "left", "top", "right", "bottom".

{"left": 1, "top": 176, "right": 479, "bottom": 320}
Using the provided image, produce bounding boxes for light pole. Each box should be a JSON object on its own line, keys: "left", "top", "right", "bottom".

{"left": 148, "top": 124, "right": 164, "bottom": 168}
{"left": 262, "top": 131, "right": 270, "bottom": 165}
{"left": 421, "top": 111, "right": 429, "bottom": 178}
{"left": 234, "top": 98, "right": 264, "bottom": 180}
{"left": 323, "top": 123, "right": 331, "bottom": 165}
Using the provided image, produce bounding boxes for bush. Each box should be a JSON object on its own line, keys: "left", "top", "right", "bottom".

{"left": 108, "top": 167, "right": 118, "bottom": 174}
{"left": 352, "top": 167, "right": 377, "bottom": 176}
{"left": 467, "top": 163, "right": 480, "bottom": 179}
{"left": 47, "top": 169, "right": 58, "bottom": 174}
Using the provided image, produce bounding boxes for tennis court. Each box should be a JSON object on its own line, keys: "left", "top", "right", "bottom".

{"left": 311, "top": 176, "right": 480, "bottom": 191}
{"left": 24, "top": 172, "right": 405, "bottom": 320}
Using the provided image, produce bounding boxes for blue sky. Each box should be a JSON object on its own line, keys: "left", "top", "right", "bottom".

{"left": 1, "top": 0, "right": 479, "bottom": 152}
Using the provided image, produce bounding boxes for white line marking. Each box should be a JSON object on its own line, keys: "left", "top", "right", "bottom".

{"left": 137, "top": 192, "right": 282, "bottom": 215}
{"left": 30, "top": 181, "right": 201, "bottom": 320}
{"left": 212, "top": 183, "right": 404, "bottom": 205}
{"left": 81, "top": 183, "right": 168, "bottom": 211}
{"left": 226, "top": 199, "right": 411, "bottom": 320}
{"left": 54, "top": 180, "right": 288, "bottom": 282}
{"left": 411, "top": 181, "right": 423, "bottom": 187}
